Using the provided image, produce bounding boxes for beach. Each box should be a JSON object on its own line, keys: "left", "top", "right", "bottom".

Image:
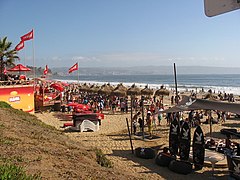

{"left": 35, "top": 93, "right": 240, "bottom": 180}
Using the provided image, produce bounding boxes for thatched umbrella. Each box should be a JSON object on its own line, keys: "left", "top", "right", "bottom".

{"left": 88, "top": 84, "right": 100, "bottom": 93}
{"left": 98, "top": 83, "right": 114, "bottom": 95}
{"left": 111, "top": 83, "right": 127, "bottom": 97}
{"left": 127, "top": 84, "right": 142, "bottom": 134}
{"left": 127, "top": 84, "right": 141, "bottom": 96}
{"left": 79, "top": 83, "right": 89, "bottom": 92}
{"left": 155, "top": 87, "right": 170, "bottom": 105}
{"left": 141, "top": 85, "right": 154, "bottom": 96}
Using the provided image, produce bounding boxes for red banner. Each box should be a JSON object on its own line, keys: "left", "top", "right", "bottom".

{"left": 21, "top": 29, "right": 34, "bottom": 42}
{"left": 15, "top": 40, "right": 24, "bottom": 51}
{"left": 44, "top": 65, "right": 48, "bottom": 75}
{"left": 68, "top": 63, "right": 78, "bottom": 73}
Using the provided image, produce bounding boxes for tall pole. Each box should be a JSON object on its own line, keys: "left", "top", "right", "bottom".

{"left": 130, "top": 95, "right": 133, "bottom": 134}
{"left": 77, "top": 62, "right": 79, "bottom": 84}
{"left": 141, "top": 95, "right": 145, "bottom": 140}
{"left": 32, "top": 28, "right": 36, "bottom": 92}
{"left": 174, "top": 63, "right": 178, "bottom": 104}
{"left": 24, "top": 48, "right": 26, "bottom": 75}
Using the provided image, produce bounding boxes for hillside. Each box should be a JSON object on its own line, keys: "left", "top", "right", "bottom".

{"left": 0, "top": 108, "right": 138, "bottom": 179}
{"left": 51, "top": 66, "right": 240, "bottom": 76}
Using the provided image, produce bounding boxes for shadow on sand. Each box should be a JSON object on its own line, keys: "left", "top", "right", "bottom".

{"left": 109, "top": 148, "right": 229, "bottom": 180}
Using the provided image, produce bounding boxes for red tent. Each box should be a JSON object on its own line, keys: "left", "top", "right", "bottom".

{"left": 7, "top": 64, "right": 31, "bottom": 72}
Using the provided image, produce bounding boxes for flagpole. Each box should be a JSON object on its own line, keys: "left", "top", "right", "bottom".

{"left": 77, "top": 62, "right": 79, "bottom": 85}
{"left": 32, "top": 28, "right": 35, "bottom": 92}
{"left": 24, "top": 47, "right": 26, "bottom": 75}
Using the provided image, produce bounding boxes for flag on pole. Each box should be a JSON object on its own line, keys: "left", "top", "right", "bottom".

{"left": 43, "top": 65, "right": 48, "bottom": 75}
{"left": 21, "top": 29, "right": 34, "bottom": 42}
{"left": 68, "top": 63, "right": 78, "bottom": 73}
{"left": 15, "top": 40, "right": 25, "bottom": 51}
{"left": 3, "top": 67, "right": 7, "bottom": 75}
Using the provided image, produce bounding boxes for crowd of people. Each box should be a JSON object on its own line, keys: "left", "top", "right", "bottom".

{"left": 0, "top": 73, "right": 30, "bottom": 85}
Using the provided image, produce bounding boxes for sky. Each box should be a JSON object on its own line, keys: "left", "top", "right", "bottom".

{"left": 1, "top": 0, "right": 240, "bottom": 68}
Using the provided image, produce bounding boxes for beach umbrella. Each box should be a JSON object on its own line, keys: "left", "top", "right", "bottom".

{"left": 79, "top": 83, "right": 89, "bottom": 92}
{"left": 141, "top": 85, "right": 154, "bottom": 96}
{"left": 88, "top": 84, "right": 100, "bottom": 93}
{"left": 50, "top": 82, "right": 64, "bottom": 92}
{"left": 7, "top": 64, "right": 31, "bottom": 74}
{"left": 127, "top": 84, "right": 141, "bottom": 96}
{"left": 60, "top": 82, "right": 70, "bottom": 87}
{"left": 155, "top": 87, "right": 170, "bottom": 105}
{"left": 111, "top": 83, "right": 127, "bottom": 97}
{"left": 127, "top": 84, "right": 141, "bottom": 134}
{"left": 98, "top": 83, "right": 114, "bottom": 95}
{"left": 155, "top": 88, "right": 170, "bottom": 96}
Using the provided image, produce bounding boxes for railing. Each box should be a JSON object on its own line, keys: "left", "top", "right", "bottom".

{"left": 0, "top": 80, "right": 34, "bottom": 86}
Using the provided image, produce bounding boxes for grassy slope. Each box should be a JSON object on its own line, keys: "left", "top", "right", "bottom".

{"left": 0, "top": 107, "right": 138, "bottom": 179}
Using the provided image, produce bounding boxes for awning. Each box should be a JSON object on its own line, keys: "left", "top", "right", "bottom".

{"left": 163, "top": 96, "right": 240, "bottom": 115}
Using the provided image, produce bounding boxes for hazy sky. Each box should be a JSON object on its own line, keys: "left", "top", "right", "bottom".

{"left": 1, "top": 0, "right": 240, "bottom": 68}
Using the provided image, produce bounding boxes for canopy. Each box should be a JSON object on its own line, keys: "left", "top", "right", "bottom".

{"left": 7, "top": 64, "right": 31, "bottom": 72}
{"left": 50, "top": 83, "right": 64, "bottom": 92}
{"left": 163, "top": 96, "right": 240, "bottom": 115}
{"left": 127, "top": 84, "right": 141, "bottom": 96}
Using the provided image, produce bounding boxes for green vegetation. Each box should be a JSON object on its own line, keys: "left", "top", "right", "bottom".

{"left": 95, "top": 149, "right": 113, "bottom": 168}
{"left": 0, "top": 101, "right": 12, "bottom": 109}
{"left": 0, "top": 164, "right": 41, "bottom": 180}
{"left": 0, "top": 37, "right": 19, "bottom": 81}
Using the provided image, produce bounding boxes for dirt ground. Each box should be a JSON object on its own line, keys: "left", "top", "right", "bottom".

{"left": 1, "top": 107, "right": 238, "bottom": 179}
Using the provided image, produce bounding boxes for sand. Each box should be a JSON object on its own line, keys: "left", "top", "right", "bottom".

{"left": 35, "top": 103, "right": 240, "bottom": 180}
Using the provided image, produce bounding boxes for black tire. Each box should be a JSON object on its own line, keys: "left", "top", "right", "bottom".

{"left": 135, "top": 147, "right": 155, "bottom": 159}
{"left": 155, "top": 153, "right": 175, "bottom": 167}
{"left": 168, "top": 160, "right": 192, "bottom": 175}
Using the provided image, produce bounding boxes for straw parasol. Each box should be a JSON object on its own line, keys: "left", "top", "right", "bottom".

{"left": 79, "top": 83, "right": 89, "bottom": 92}
{"left": 141, "top": 85, "right": 154, "bottom": 96}
{"left": 111, "top": 83, "right": 127, "bottom": 97}
{"left": 127, "top": 84, "right": 141, "bottom": 134}
{"left": 98, "top": 83, "right": 114, "bottom": 95}
{"left": 127, "top": 84, "right": 141, "bottom": 96}
{"left": 155, "top": 88, "right": 170, "bottom": 96}
{"left": 155, "top": 86, "right": 170, "bottom": 105}
{"left": 88, "top": 84, "right": 100, "bottom": 93}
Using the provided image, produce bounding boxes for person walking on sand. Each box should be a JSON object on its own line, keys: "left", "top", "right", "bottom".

{"left": 158, "top": 106, "right": 164, "bottom": 126}
{"left": 132, "top": 112, "right": 141, "bottom": 135}
{"left": 146, "top": 111, "right": 153, "bottom": 138}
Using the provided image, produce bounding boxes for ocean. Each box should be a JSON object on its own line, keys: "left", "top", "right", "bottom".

{"left": 53, "top": 74, "right": 240, "bottom": 95}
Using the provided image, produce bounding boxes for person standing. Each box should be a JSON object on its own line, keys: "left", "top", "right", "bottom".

{"left": 132, "top": 112, "right": 141, "bottom": 135}
{"left": 146, "top": 111, "right": 153, "bottom": 138}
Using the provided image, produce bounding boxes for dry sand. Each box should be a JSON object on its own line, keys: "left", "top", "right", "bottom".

{"left": 35, "top": 99, "right": 240, "bottom": 180}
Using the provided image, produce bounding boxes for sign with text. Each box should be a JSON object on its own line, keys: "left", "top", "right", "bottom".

{"left": 0, "top": 85, "right": 34, "bottom": 113}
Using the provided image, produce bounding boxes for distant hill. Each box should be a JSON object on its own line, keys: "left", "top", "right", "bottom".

{"left": 51, "top": 66, "right": 240, "bottom": 76}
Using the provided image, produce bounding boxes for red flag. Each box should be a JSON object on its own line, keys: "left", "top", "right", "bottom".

{"left": 44, "top": 65, "right": 48, "bottom": 75}
{"left": 3, "top": 67, "right": 7, "bottom": 75}
{"left": 21, "top": 29, "right": 34, "bottom": 42}
{"left": 68, "top": 63, "right": 78, "bottom": 73}
{"left": 15, "top": 40, "right": 24, "bottom": 51}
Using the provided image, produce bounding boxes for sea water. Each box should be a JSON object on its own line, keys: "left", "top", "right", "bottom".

{"left": 53, "top": 74, "right": 240, "bottom": 95}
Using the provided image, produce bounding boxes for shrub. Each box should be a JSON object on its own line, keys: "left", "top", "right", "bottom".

{"left": 0, "top": 101, "right": 12, "bottom": 109}
{"left": 0, "top": 164, "right": 41, "bottom": 180}
{"left": 95, "top": 149, "right": 113, "bottom": 168}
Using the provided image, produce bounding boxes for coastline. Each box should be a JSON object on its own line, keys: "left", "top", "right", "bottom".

{"left": 52, "top": 74, "right": 240, "bottom": 95}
